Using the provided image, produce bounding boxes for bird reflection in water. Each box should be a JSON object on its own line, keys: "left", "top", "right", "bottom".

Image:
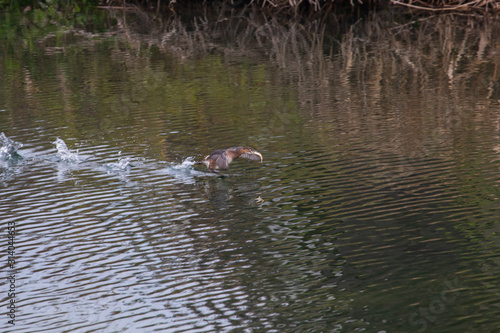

{"left": 200, "top": 147, "right": 264, "bottom": 204}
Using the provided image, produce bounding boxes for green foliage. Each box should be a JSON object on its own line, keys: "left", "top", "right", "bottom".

{"left": 0, "top": 0, "right": 30, "bottom": 10}
{"left": 0, "top": 0, "right": 100, "bottom": 11}
{"left": 0, "top": 1, "right": 107, "bottom": 51}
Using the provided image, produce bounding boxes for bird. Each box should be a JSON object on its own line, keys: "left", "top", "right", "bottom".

{"left": 202, "top": 147, "right": 263, "bottom": 171}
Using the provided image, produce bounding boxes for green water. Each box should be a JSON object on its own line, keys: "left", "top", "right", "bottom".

{"left": 1, "top": 8, "right": 500, "bottom": 332}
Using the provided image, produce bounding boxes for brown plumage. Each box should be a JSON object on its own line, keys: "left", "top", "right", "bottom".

{"left": 202, "top": 147, "right": 263, "bottom": 171}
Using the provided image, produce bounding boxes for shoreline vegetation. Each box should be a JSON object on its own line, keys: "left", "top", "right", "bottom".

{"left": 0, "top": 0, "right": 499, "bottom": 16}
{"left": 2, "top": 1, "right": 500, "bottom": 138}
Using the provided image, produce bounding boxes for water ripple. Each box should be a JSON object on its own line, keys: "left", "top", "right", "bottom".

{"left": 3, "top": 14, "right": 500, "bottom": 332}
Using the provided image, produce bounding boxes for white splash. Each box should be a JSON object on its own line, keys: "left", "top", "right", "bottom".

{"left": 106, "top": 157, "right": 131, "bottom": 172}
{"left": 159, "top": 157, "right": 210, "bottom": 184}
{"left": 170, "top": 156, "right": 196, "bottom": 169}
{"left": 0, "top": 132, "right": 23, "bottom": 161}
{"left": 53, "top": 138, "right": 80, "bottom": 163}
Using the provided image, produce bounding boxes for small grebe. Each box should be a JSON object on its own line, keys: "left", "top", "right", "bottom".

{"left": 202, "top": 147, "right": 263, "bottom": 171}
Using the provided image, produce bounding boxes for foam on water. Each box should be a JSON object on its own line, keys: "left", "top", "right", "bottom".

{"left": 1, "top": 135, "right": 215, "bottom": 187}
{"left": 22, "top": 136, "right": 212, "bottom": 185}
{"left": 159, "top": 157, "right": 214, "bottom": 184}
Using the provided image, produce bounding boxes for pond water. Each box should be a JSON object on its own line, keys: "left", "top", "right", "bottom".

{"left": 1, "top": 8, "right": 500, "bottom": 332}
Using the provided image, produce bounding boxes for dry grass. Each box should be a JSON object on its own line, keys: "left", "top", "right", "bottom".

{"left": 390, "top": 0, "right": 500, "bottom": 12}
{"left": 102, "top": 0, "right": 500, "bottom": 13}
{"left": 256, "top": 0, "right": 500, "bottom": 12}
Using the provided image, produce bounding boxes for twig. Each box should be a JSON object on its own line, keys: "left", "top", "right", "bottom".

{"left": 390, "top": 0, "right": 488, "bottom": 11}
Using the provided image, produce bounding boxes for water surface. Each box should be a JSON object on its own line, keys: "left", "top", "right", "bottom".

{"left": 1, "top": 9, "right": 500, "bottom": 332}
